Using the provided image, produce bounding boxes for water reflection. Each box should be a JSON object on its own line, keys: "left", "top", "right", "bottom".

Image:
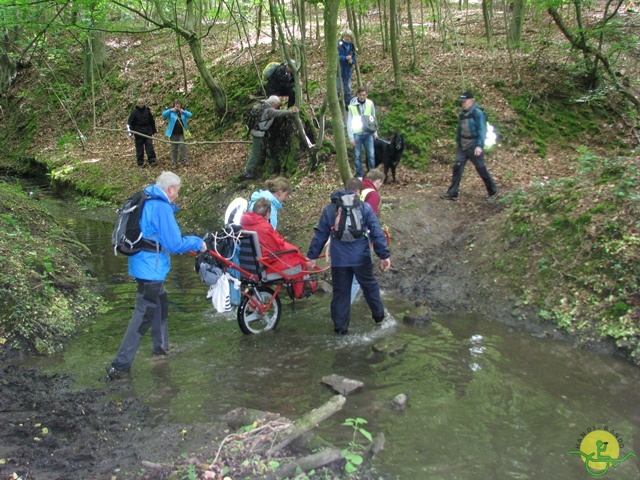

{"left": 16, "top": 193, "right": 640, "bottom": 480}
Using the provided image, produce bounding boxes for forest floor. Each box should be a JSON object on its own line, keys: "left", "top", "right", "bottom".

{"left": 1, "top": 9, "right": 636, "bottom": 479}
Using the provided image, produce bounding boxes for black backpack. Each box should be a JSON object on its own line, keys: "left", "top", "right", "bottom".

{"left": 243, "top": 100, "right": 270, "bottom": 133}
{"left": 111, "top": 190, "right": 159, "bottom": 256}
{"left": 332, "top": 193, "right": 364, "bottom": 242}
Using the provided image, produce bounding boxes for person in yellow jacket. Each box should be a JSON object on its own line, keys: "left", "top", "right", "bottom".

{"left": 346, "top": 87, "right": 379, "bottom": 179}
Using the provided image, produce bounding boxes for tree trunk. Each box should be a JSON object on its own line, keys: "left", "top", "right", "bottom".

{"left": 324, "top": 0, "right": 351, "bottom": 184}
{"left": 345, "top": 0, "right": 362, "bottom": 89}
{"left": 1, "top": 30, "right": 18, "bottom": 96}
{"left": 482, "top": 0, "right": 494, "bottom": 51}
{"left": 83, "top": 28, "right": 107, "bottom": 86}
{"left": 378, "top": 0, "right": 389, "bottom": 55}
{"left": 406, "top": 0, "right": 417, "bottom": 69}
{"left": 187, "top": 38, "right": 227, "bottom": 116}
{"left": 389, "top": 0, "right": 402, "bottom": 87}
{"left": 509, "top": 0, "right": 525, "bottom": 48}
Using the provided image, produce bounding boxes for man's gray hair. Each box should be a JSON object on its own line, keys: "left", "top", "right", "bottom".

{"left": 156, "top": 171, "right": 181, "bottom": 191}
{"left": 266, "top": 95, "right": 281, "bottom": 107}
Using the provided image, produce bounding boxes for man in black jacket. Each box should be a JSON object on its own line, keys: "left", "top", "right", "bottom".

{"left": 264, "top": 63, "right": 296, "bottom": 108}
{"left": 127, "top": 98, "right": 158, "bottom": 168}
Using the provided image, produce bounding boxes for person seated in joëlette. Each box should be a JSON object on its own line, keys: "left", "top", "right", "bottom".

{"left": 240, "top": 198, "right": 313, "bottom": 298}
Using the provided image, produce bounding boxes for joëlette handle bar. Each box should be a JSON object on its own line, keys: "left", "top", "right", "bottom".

{"left": 189, "top": 250, "right": 328, "bottom": 283}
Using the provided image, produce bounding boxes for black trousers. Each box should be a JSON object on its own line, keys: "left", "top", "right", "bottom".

{"left": 331, "top": 263, "right": 385, "bottom": 333}
{"left": 134, "top": 135, "right": 157, "bottom": 166}
{"left": 447, "top": 145, "right": 497, "bottom": 196}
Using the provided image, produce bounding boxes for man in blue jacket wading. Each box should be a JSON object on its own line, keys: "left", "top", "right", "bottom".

{"left": 440, "top": 91, "right": 498, "bottom": 201}
{"left": 307, "top": 178, "right": 391, "bottom": 334}
{"left": 107, "top": 171, "right": 206, "bottom": 379}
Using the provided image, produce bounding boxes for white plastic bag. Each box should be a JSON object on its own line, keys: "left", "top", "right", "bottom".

{"left": 207, "top": 275, "right": 231, "bottom": 313}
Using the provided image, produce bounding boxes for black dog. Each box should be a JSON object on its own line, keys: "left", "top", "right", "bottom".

{"left": 374, "top": 132, "right": 405, "bottom": 183}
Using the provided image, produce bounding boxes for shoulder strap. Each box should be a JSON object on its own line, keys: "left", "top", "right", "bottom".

{"left": 361, "top": 188, "right": 375, "bottom": 202}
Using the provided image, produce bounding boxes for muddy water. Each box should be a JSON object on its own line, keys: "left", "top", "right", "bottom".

{"left": 22, "top": 194, "right": 640, "bottom": 479}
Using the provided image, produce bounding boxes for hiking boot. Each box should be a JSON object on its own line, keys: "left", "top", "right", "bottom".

{"left": 149, "top": 160, "right": 157, "bottom": 167}
{"left": 439, "top": 193, "right": 458, "bottom": 201}
{"left": 138, "top": 164, "right": 146, "bottom": 169}
{"left": 106, "top": 366, "right": 126, "bottom": 380}
{"left": 241, "top": 171, "right": 257, "bottom": 180}
{"left": 486, "top": 191, "right": 500, "bottom": 202}
{"left": 153, "top": 347, "right": 168, "bottom": 356}
{"left": 334, "top": 328, "right": 349, "bottom": 335}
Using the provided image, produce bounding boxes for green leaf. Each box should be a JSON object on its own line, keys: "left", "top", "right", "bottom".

{"left": 360, "top": 429, "right": 373, "bottom": 442}
{"left": 345, "top": 461, "right": 358, "bottom": 473}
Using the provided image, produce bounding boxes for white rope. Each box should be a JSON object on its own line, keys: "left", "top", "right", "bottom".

{"left": 210, "top": 226, "right": 241, "bottom": 260}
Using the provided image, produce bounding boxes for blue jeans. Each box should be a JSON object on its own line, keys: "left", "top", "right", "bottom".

{"left": 331, "top": 263, "right": 385, "bottom": 333}
{"left": 111, "top": 280, "right": 168, "bottom": 372}
{"left": 354, "top": 133, "right": 375, "bottom": 178}
{"left": 337, "top": 67, "right": 353, "bottom": 107}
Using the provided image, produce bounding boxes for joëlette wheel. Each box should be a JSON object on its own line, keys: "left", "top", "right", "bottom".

{"left": 237, "top": 285, "right": 282, "bottom": 334}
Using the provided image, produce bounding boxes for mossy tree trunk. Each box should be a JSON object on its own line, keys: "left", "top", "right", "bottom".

{"left": 509, "top": 0, "right": 524, "bottom": 48}
{"left": 325, "top": 0, "right": 351, "bottom": 185}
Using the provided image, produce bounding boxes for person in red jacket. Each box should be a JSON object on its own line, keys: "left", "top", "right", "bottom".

{"left": 360, "top": 169, "right": 384, "bottom": 215}
{"left": 240, "top": 198, "right": 312, "bottom": 298}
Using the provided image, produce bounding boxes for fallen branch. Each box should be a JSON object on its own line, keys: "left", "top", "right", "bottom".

{"left": 262, "top": 448, "right": 343, "bottom": 480}
{"left": 267, "top": 394, "right": 346, "bottom": 456}
{"left": 93, "top": 127, "right": 251, "bottom": 145}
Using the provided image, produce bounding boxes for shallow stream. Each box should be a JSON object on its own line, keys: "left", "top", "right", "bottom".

{"left": 17, "top": 189, "right": 640, "bottom": 479}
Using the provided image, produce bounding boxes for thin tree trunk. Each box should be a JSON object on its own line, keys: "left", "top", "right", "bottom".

{"left": 345, "top": 0, "right": 362, "bottom": 89}
{"left": 482, "top": 0, "right": 494, "bottom": 51}
{"left": 502, "top": 0, "right": 521, "bottom": 83}
{"left": 379, "top": 0, "right": 389, "bottom": 55}
{"left": 406, "top": 0, "right": 417, "bottom": 69}
{"left": 389, "top": 0, "right": 402, "bottom": 87}
{"left": 324, "top": 0, "right": 351, "bottom": 184}
{"left": 509, "top": 0, "right": 525, "bottom": 48}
